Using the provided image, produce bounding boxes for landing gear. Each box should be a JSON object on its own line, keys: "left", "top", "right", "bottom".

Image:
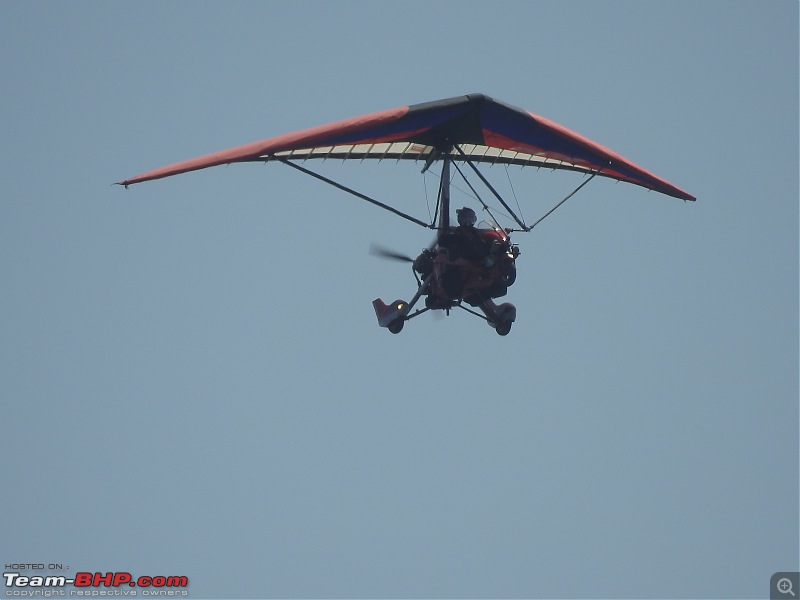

{"left": 372, "top": 298, "right": 411, "bottom": 333}
{"left": 494, "top": 320, "right": 512, "bottom": 336}
{"left": 479, "top": 299, "right": 516, "bottom": 336}
{"left": 374, "top": 287, "right": 518, "bottom": 335}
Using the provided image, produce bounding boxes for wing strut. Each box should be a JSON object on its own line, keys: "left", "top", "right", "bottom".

{"left": 524, "top": 163, "right": 608, "bottom": 231}
{"left": 278, "top": 158, "right": 432, "bottom": 229}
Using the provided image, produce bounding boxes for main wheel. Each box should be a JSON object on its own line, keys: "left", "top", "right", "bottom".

{"left": 388, "top": 318, "right": 405, "bottom": 334}
{"left": 495, "top": 320, "right": 512, "bottom": 336}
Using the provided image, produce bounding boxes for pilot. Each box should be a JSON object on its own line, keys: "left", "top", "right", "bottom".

{"left": 457, "top": 206, "right": 477, "bottom": 228}
{"left": 436, "top": 207, "right": 492, "bottom": 299}
{"left": 439, "top": 207, "right": 488, "bottom": 261}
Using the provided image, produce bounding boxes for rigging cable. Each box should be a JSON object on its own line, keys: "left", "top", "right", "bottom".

{"left": 504, "top": 164, "right": 526, "bottom": 226}
{"left": 450, "top": 159, "right": 503, "bottom": 226}
{"left": 453, "top": 145, "right": 528, "bottom": 230}
{"left": 423, "top": 170, "right": 433, "bottom": 223}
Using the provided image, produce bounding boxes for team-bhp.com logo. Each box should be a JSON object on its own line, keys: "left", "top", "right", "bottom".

{"left": 4, "top": 571, "right": 189, "bottom": 596}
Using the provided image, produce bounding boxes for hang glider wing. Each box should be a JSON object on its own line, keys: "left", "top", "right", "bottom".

{"left": 118, "top": 93, "right": 695, "bottom": 201}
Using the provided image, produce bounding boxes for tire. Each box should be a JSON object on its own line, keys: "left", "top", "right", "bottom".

{"left": 495, "top": 320, "right": 512, "bottom": 336}
{"left": 388, "top": 318, "right": 404, "bottom": 334}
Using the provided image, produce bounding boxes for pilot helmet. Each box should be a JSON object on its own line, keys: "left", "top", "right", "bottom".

{"left": 456, "top": 207, "right": 477, "bottom": 227}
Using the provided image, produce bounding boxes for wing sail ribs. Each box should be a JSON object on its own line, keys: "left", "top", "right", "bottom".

{"left": 119, "top": 93, "right": 694, "bottom": 202}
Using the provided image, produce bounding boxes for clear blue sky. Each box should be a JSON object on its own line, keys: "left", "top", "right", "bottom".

{"left": 2, "top": 1, "right": 797, "bottom": 598}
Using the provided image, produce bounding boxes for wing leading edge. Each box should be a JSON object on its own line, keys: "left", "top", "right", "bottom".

{"left": 118, "top": 93, "right": 695, "bottom": 201}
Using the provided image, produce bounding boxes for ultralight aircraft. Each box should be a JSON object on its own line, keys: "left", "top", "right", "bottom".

{"left": 119, "top": 93, "right": 694, "bottom": 335}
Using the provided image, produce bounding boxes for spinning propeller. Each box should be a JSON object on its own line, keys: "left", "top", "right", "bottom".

{"left": 369, "top": 243, "right": 414, "bottom": 263}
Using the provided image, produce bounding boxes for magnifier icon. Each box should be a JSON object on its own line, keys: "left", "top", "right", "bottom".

{"left": 778, "top": 578, "right": 796, "bottom": 597}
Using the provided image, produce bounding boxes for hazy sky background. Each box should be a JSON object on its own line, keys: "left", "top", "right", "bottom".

{"left": 2, "top": 1, "right": 797, "bottom": 598}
